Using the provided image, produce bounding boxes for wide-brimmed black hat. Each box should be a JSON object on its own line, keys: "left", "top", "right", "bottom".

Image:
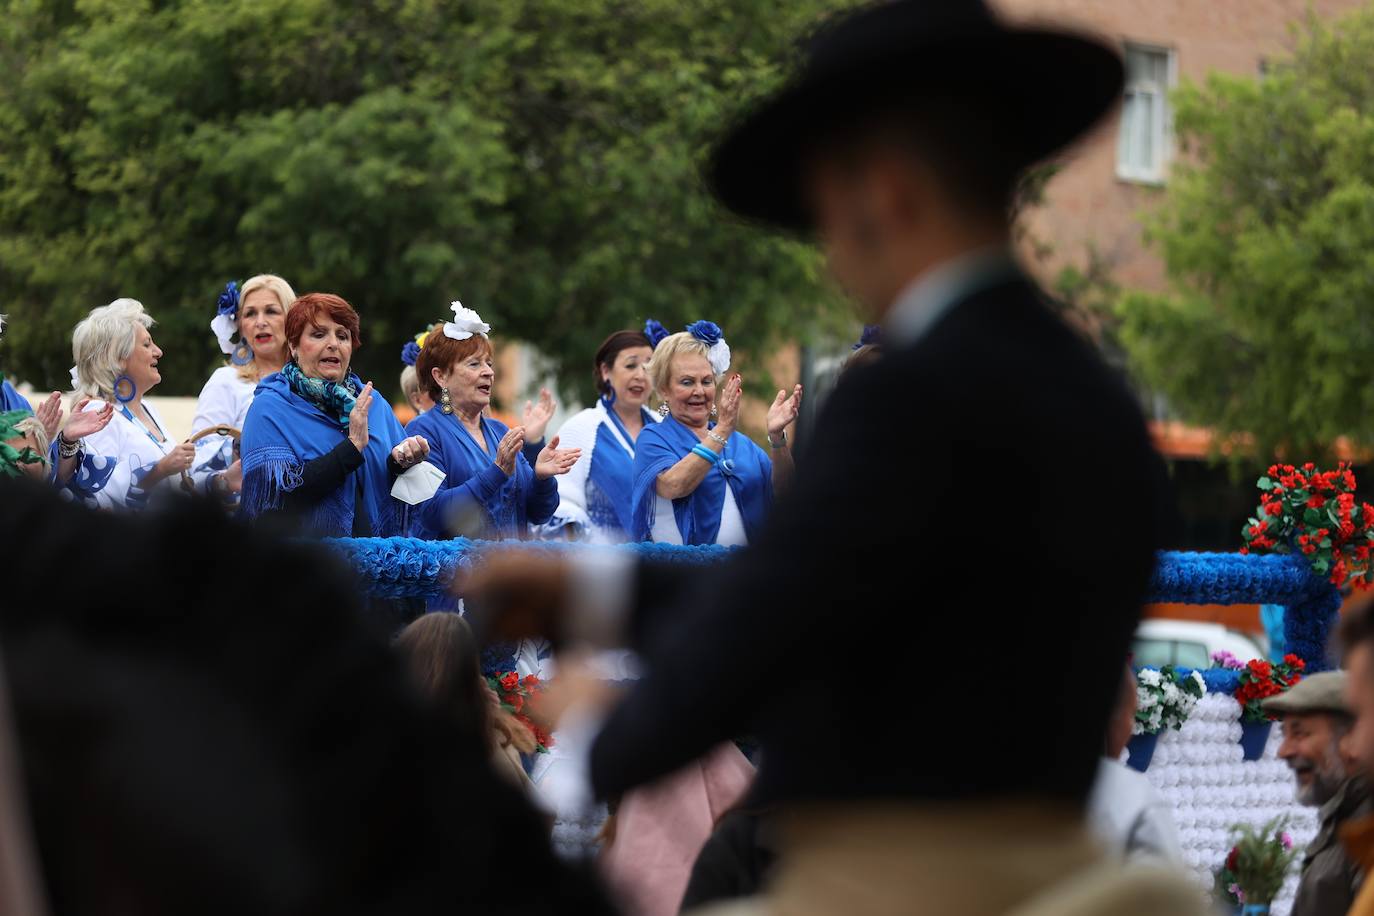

{"left": 707, "top": 0, "right": 1124, "bottom": 233}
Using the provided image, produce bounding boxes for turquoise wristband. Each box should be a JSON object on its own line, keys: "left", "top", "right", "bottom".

{"left": 691, "top": 444, "right": 719, "bottom": 465}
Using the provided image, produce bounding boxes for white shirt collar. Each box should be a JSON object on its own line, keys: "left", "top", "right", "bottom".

{"left": 882, "top": 246, "right": 1021, "bottom": 348}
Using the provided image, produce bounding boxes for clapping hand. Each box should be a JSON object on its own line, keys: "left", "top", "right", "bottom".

{"left": 348, "top": 383, "right": 373, "bottom": 452}
{"left": 716, "top": 373, "right": 743, "bottom": 434}
{"left": 62, "top": 398, "right": 114, "bottom": 441}
{"left": 391, "top": 435, "right": 431, "bottom": 470}
{"left": 767, "top": 383, "right": 803, "bottom": 440}
{"left": 534, "top": 435, "right": 580, "bottom": 480}
{"left": 521, "top": 388, "right": 556, "bottom": 442}
{"left": 35, "top": 392, "right": 62, "bottom": 442}
{"left": 495, "top": 426, "right": 526, "bottom": 476}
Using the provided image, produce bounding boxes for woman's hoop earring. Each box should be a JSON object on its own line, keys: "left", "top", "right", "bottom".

{"left": 230, "top": 339, "right": 254, "bottom": 366}
{"left": 440, "top": 387, "right": 453, "bottom": 415}
{"left": 658, "top": 401, "right": 670, "bottom": 419}
{"left": 112, "top": 374, "right": 137, "bottom": 405}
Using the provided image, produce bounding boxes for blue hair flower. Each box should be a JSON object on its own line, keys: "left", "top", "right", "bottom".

{"left": 216, "top": 281, "right": 240, "bottom": 318}
{"left": 644, "top": 318, "right": 669, "bottom": 348}
{"left": 400, "top": 341, "right": 421, "bottom": 367}
{"left": 852, "top": 324, "right": 882, "bottom": 350}
{"left": 686, "top": 320, "right": 722, "bottom": 346}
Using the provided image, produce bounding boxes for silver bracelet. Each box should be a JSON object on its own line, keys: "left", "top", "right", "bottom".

{"left": 57, "top": 434, "right": 81, "bottom": 460}
{"left": 707, "top": 431, "right": 728, "bottom": 446}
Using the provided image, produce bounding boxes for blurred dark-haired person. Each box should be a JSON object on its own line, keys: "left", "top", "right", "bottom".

{"left": 1263, "top": 671, "right": 1368, "bottom": 916}
{"left": 405, "top": 302, "right": 579, "bottom": 541}
{"left": 0, "top": 479, "right": 611, "bottom": 915}
{"left": 395, "top": 613, "right": 544, "bottom": 797}
{"left": 538, "top": 327, "right": 657, "bottom": 543}
{"left": 1339, "top": 600, "right": 1374, "bottom": 916}
{"left": 465, "top": 1, "right": 1198, "bottom": 913}
{"left": 240, "top": 292, "right": 430, "bottom": 537}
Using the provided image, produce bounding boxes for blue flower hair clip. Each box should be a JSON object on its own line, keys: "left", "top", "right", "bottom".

{"left": 852, "top": 324, "right": 882, "bottom": 350}
{"left": 211, "top": 281, "right": 242, "bottom": 356}
{"left": 644, "top": 318, "right": 669, "bottom": 349}
{"left": 686, "top": 320, "right": 730, "bottom": 375}
{"left": 400, "top": 340, "right": 421, "bottom": 367}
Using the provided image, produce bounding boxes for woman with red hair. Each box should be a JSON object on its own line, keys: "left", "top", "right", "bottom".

{"left": 239, "top": 293, "right": 430, "bottom": 536}
{"left": 406, "top": 302, "right": 580, "bottom": 540}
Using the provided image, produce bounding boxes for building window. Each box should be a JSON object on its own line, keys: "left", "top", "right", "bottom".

{"left": 1117, "top": 44, "right": 1174, "bottom": 184}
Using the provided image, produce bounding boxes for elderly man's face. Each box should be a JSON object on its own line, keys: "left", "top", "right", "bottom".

{"left": 1345, "top": 645, "right": 1374, "bottom": 781}
{"left": 1279, "top": 712, "right": 1349, "bottom": 806}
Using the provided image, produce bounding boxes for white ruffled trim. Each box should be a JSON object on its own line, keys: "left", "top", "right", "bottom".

{"left": 707, "top": 338, "right": 731, "bottom": 376}
{"left": 69, "top": 365, "right": 81, "bottom": 390}
{"left": 443, "top": 300, "right": 490, "bottom": 341}
{"left": 210, "top": 313, "right": 238, "bottom": 355}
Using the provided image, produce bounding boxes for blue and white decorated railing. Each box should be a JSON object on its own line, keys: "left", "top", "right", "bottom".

{"left": 332, "top": 540, "right": 1341, "bottom": 670}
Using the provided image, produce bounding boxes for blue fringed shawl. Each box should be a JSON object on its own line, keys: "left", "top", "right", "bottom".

{"left": 629, "top": 414, "right": 772, "bottom": 546}
{"left": 239, "top": 372, "right": 407, "bottom": 536}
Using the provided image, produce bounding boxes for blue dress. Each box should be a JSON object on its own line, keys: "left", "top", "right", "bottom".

{"left": 405, "top": 409, "right": 558, "bottom": 540}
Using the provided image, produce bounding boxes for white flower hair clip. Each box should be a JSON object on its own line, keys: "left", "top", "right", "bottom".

{"left": 443, "top": 300, "right": 491, "bottom": 341}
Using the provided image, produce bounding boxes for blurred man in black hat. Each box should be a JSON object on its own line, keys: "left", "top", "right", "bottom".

{"left": 470, "top": 2, "right": 1192, "bottom": 912}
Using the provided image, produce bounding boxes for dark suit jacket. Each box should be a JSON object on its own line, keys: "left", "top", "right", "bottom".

{"left": 591, "top": 274, "right": 1174, "bottom": 806}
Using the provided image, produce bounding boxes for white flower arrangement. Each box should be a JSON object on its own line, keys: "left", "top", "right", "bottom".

{"left": 443, "top": 300, "right": 491, "bottom": 341}
{"left": 1134, "top": 665, "right": 1206, "bottom": 736}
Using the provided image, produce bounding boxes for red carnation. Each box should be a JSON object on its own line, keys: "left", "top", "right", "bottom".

{"left": 1309, "top": 495, "right": 1328, "bottom": 509}
{"left": 500, "top": 671, "right": 519, "bottom": 691}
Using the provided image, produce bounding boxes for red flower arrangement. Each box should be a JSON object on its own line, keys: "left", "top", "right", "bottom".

{"left": 486, "top": 671, "right": 554, "bottom": 752}
{"left": 1234, "top": 655, "right": 1305, "bottom": 724}
{"left": 1241, "top": 462, "right": 1374, "bottom": 589}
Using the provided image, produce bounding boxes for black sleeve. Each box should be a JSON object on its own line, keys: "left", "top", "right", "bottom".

{"left": 282, "top": 439, "right": 364, "bottom": 511}
{"left": 386, "top": 454, "right": 404, "bottom": 479}
{"left": 679, "top": 811, "right": 772, "bottom": 912}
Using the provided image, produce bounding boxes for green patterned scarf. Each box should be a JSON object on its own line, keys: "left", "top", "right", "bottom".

{"left": 0, "top": 409, "right": 42, "bottom": 478}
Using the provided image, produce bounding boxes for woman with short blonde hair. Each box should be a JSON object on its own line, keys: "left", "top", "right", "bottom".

{"left": 191, "top": 274, "right": 298, "bottom": 487}
{"left": 67, "top": 298, "right": 217, "bottom": 509}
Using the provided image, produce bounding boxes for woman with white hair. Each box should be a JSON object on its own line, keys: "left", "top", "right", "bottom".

{"left": 629, "top": 321, "right": 800, "bottom": 546}
{"left": 65, "top": 298, "right": 223, "bottom": 509}
{"left": 190, "top": 274, "right": 298, "bottom": 484}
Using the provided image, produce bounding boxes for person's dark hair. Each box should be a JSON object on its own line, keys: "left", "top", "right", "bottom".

{"left": 593, "top": 330, "right": 653, "bottom": 401}
{"left": 1340, "top": 593, "right": 1374, "bottom": 662}
{"left": 843, "top": 343, "right": 883, "bottom": 375}
{"left": 395, "top": 613, "right": 492, "bottom": 752}
{"left": 0, "top": 480, "right": 611, "bottom": 915}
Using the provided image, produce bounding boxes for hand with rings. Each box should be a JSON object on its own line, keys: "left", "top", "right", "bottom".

{"left": 391, "top": 435, "right": 431, "bottom": 470}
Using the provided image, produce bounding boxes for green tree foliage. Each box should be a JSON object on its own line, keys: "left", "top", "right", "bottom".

{"left": 1116, "top": 7, "right": 1374, "bottom": 459}
{"left": 0, "top": 0, "right": 857, "bottom": 401}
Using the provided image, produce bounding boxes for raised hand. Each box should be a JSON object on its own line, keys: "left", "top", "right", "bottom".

{"left": 349, "top": 383, "right": 373, "bottom": 452}
{"left": 391, "top": 435, "right": 431, "bottom": 470}
{"left": 35, "top": 392, "right": 62, "bottom": 442}
{"left": 521, "top": 388, "right": 557, "bottom": 442}
{"left": 534, "top": 434, "right": 581, "bottom": 480}
{"left": 495, "top": 426, "right": 526, "bottom": 476}
{"left": 767, "top": 383, "right": 803, "bottom": 439}
{"left": 62, "top": 399, "right": 114, "bottom": 441}
{"left": 716, "top": 373, "right": 743, "bottom": 434}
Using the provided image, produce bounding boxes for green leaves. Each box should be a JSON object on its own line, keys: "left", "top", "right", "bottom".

{"left": 1116, "top": 6, "right": 1374, "bottom": 460}
{"left": 0, "top": 0, "right": 858, "bottom": 401}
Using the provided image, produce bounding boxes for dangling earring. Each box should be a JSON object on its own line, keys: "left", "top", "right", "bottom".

{"left": 112, "top": 374, "right": 137, "bottom": 405}
{"left": 601, "top": 381, "right": 616, "bottom": 408}
{"left": 710, "top": 403, "right": 719, "bottom": 421}
{"left": 230, "top": 339, "right": 254, "bottom": 366}
{"left": 657, "top": 401, "right": 669, "bottom": 418}
{"left": 440, "top": 387, "right": 453, "bottom": 415}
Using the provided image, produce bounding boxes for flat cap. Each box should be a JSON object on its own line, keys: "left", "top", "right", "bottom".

{"left": 1261, "top": 671, "right": 1349, "bottom": 717}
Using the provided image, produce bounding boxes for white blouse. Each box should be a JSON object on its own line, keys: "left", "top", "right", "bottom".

{"left": 190, "top": 365, "right": 256, "bottom": 476}
{"left": 651, "top": 489, "right": 748, "bottom": 547}
{"left": 70, "top": 399, "right": 212, "bottom": 510}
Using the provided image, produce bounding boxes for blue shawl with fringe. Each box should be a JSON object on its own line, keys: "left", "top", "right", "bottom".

{"left": 239, "top": 372, "right": 406, "bottom": 536}
{"left": 629, "top": 414, "right": 771, "bottom": 545}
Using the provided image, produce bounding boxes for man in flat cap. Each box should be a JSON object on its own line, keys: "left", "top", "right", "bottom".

{"left": 1266, "top": 671, "right": 1371, "bottom": 916}
{"left": 469, "top": 1, "right": 1193, "bottom": 912}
